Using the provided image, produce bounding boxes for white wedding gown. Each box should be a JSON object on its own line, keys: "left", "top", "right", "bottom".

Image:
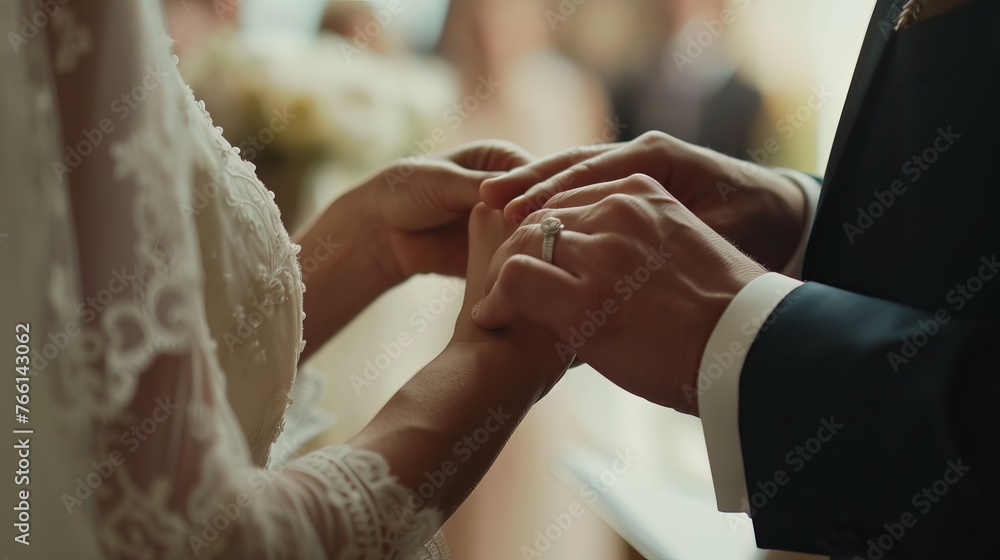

{"left": 0, "top": 1, "right": 446, "bottom": 558}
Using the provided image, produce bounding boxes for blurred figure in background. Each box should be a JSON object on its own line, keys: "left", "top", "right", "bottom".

{"left": 558, "top": 0, "right": 764, "bottom": 158}
{"left": 435, "top": 0, "right": 611, "bottom": 156}
{"left": 164, "top": 0, "right": 238, "bottom": 60}
{"left": 320, "top": 0, "right": 393, "bottom": 53}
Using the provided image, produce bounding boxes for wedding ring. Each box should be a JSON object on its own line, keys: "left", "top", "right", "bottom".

{"left": 540, "top": 216, "right": 564, "bottom": 264}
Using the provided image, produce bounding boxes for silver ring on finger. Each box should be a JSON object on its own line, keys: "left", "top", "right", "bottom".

{"left": 540, "top": 216, "right": 565, "bottom": 264}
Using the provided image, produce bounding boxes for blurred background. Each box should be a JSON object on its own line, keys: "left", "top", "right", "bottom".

{"left": 165, "top": 1, "right": 874, "bottom": 558}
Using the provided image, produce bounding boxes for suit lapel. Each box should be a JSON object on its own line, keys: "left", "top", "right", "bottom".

{"left": 818, "top": 0, "right": 905, "bottom": 205}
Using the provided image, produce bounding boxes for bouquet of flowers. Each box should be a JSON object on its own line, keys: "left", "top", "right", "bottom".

{"left": 182, "top": 29, "right": 456, "bottom": 225}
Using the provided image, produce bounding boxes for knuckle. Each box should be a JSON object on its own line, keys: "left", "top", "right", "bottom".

{"left": 637, "top": 130, "right": 670, "bottom": 147}
{"left": 522, "top": 206, "right": 555, "bottom": 226}
{"left": 602, "top": 193, "right": 643, "bottom": 219}
{"left": 623, "top": 173, "right": 663, "bottom": 193}
{"left": 566, "top": 146, "right": 596, "bottom": 166}
{"left": 511, "top": 224, "right": 538, "bottom": 258}
{"left": 547, "top": 189, "right": 570, "bottom": 210}
{"left": 501, "top": 255, "right": 537, "bottom": 289}
{"left": 563, "top": 159, "right": 593, "bottom": 183}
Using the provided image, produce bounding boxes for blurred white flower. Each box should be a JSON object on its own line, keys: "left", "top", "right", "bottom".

{"left": 181, "top": 30, "right": 456, "bottom": 171}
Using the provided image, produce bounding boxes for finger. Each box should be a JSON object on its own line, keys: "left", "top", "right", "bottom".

{"left": 482, "top": 228, "right": 591, "bottom": 299}
{"left": 542, "top": 174, "right": 667, "bottom": 211}
{"left": 464, "top": 203, "right": 514, "bottom": 302}
{"left": 443, "top": 140, "right": 536, "bottom": 172}
{"left": 393, "top": 163, "right": 498, "bottom": 230}
{"left": 479, "top": 143, "right": 617, "bottom": 210}
{"left": 502, "top": 147, "right": 649, "bottom": 223}
{"left": 472, "top": 254, "right": 583, "bottom": 331}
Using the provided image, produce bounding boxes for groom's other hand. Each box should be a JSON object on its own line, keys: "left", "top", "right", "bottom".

{"left": 472, "top": 174, "right": 765, "bottom": 415}
{"left": 480, "top": 131, "right": 806, "bottom": 271}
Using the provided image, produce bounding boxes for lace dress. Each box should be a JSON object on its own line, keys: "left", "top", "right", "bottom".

{"left": 0, "top": 1, "right": 446, "bottom": 558}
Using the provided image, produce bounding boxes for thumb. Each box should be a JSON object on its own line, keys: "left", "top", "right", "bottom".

{"left": 464, "top": 204, "right": 515, "bottom": 306}
{"left": 394, "top": 164, "right": 499, "bottom": 231}
{"left": 433, "top": 164, "right": 505, "bottom": 214}
{"left": 444, "top": 140, "right": 536, "bottom": 172}
{"left": 472, "top": 254, "right": 580, "bottom": 331}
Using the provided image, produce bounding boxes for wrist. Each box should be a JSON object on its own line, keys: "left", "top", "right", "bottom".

{"left": 295, "top": 187, "right": 400, "bottom": 359}
{"left": 339, "top": 184, "right": 406, "bottom": 288}
{"left": 759, "top": 171, "right": 808, "bottom": 270}
{"left": 441, "top": 338, "right": 559, "bottom": 404}
{"left": 713, "top": 158, "right": 807, "bottom": 271}
{"left": 687, "top": 258, "right": 766, "bottom": 416}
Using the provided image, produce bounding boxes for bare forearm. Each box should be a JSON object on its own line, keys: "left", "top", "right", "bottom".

{"left": 348, "top": 342, "right": 544, "bottom": 520}
{"left": 294, "top": 188, "right": 399, "bottom": 362}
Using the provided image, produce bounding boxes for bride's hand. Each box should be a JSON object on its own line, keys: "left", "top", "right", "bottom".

{"left": 357, "top": 140, "right": 535, "bottom": 284}
{"left": 449, "top": 203, "right": 571, "bottom": 401}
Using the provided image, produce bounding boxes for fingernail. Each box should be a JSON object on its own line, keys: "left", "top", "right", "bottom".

{"left": 471, "top": 301, "right": 483, "bottom": 320}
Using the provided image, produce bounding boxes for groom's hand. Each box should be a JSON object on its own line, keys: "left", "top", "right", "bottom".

{"left": 480, "top": 131, "right": 807, "bottom": 271}
{"left": 361, "top": 140, "right": 535, "bottom": 284}
{"left": 472, "top": 174, "right": 765, "bottom": 415}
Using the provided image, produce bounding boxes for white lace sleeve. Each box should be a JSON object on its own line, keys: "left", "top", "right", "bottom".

{"left": 0, "top": 2, "right": 444, "bottom": 558}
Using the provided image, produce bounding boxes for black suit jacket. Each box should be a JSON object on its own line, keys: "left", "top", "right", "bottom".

{"left": 738, "top": 1, "right": 1000, "bottom": 557}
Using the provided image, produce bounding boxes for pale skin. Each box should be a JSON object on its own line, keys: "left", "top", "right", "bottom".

{"left": 472, "top": 131, "right": 809, "bottom": 415}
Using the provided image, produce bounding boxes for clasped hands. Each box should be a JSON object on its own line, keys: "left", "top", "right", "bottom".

{"left": 357, "top": 132, "right": 807, "bottom": 415}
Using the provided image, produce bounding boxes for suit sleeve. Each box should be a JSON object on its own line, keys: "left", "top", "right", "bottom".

{"left": 738, "top": 281, "right": 1000, "bottom": 557}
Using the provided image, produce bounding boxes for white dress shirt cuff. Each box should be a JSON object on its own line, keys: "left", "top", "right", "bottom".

{"left": 697, "top": 272, "right": 803, "bottom": 512}
{"left": 773, "top": 168, "right": 822, "bottom": 279}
